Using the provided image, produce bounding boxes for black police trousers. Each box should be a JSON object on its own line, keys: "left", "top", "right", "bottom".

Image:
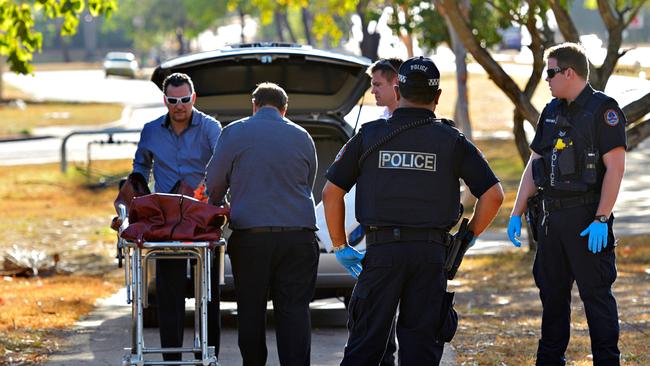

{"left": 341, "top": 241, "right": 449, "bottom": 366}
{"left": 156, "top": 258, "right": 221, "bottom": 361}
{"left": 533, "top": 203, "right": 619, "bottom": 366}
{"left": 227, "top": 230, "right": 319, "bottom": 366}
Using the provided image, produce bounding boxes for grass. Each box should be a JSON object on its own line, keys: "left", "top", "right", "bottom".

{"left": 0, "top": 102, "right": 124, "bottom": 138}
{"left": 0, "top": 160, "right": 132, "bottom": 364}
{"left": 0, "top": 160, "right": 134, "bottom": 275}
{"left": 0, "top": 274, "right": 121, "bottom": 364}
{"left": 451, "top": 234, "right": 650, "bottom": 365}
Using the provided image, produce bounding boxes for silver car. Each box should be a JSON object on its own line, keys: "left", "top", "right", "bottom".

{"left": 103, "top": 51, "right": 139, "bottom": 78}
{"left": 142, "top": 43, "right": 370, "bottom": 325}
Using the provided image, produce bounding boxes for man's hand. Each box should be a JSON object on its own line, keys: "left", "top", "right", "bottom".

{"left": 580, "top": 222, "right": 608, "bottom": 253}
{"left": 507, "top": 216, "right": 522, "bottom": 247}
{"left": 334, "top": 245, "right": 365, "bottom": 279}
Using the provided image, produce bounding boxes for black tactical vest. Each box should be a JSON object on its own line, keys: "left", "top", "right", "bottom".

{"left": 355, "top": 118, "right": 463, "bottom": 229}
{"left": 532, "top": 92, "right": 610, "bottom": 195}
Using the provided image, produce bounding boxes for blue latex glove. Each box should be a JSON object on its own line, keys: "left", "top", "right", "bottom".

{"left": 468, "top": 236, "right": 478, "bottom": 248}
{"left": 334, "top": 245, "right": 365, "bottom": 279}
{"left": 580, "top": 221, "right": 608, "bottom": 253}
{"left": 507, "top": 216, "right": 522, "bottom": 247}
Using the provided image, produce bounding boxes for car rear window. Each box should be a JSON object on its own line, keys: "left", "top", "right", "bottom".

{"left": 175, "top": 57, "right": 359, "bottom": 96}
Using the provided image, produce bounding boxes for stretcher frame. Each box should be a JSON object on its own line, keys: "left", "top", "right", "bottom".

{"left": 116, "top": 203, "right": 225, "bottom": 366}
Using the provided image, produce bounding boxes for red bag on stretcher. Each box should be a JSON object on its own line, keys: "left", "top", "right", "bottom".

{"left": 120, "top": 193, "right": 229, "bottom": 244}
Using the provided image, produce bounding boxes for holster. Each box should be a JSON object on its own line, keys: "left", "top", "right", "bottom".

{"left": 526, "top": 191, "right": 543, "bottom": 242}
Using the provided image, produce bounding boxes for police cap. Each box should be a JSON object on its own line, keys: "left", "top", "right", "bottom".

{"left": 398, "top": 56, "right": 440, "bottom": 91}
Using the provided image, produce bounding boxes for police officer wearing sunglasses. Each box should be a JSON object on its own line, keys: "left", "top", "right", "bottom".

{"left": 508, "top": 43, "right": 626, "bottom": 365}
{"left": 323, "top": 56, "right": 504, "bottom": 365}
{"left": 132, "top": 72, "right": 223, "bottom": 362}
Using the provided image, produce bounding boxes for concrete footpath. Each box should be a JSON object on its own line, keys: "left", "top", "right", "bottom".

{"left": 45, "top": 289, "right": 455, "bottom": 366}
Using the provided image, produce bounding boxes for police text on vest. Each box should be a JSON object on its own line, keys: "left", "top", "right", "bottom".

{"left": 379, "top": 150, "right": 437, "bottom": 172}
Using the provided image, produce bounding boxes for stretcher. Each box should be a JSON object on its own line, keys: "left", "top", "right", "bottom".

{"left": 116, "top": 203, "right": 225, "bottom": 366}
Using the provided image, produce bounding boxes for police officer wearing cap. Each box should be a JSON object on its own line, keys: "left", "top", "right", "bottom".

{"left": 322, "top": 56, "right": 504, "bottom": 365}
{"left": 508, "top": 43, "right": 626, "bottom": 365}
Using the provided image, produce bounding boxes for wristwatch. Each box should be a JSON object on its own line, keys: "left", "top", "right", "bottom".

{"left": 332, "top": 243, "right": 348, "bottom": 252}
{"left": 595, "top": 215, "right": 609, "bottom": 223}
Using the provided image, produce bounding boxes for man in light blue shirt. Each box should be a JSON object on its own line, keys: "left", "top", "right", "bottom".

{"left": 131, "top": 72, "right": 222, "bottom": 362}
{"left": 133, "top": 76, "right": 221, "bottom": 193}
{"left": 206, "top": 82, "right": 318, "bottom": 365}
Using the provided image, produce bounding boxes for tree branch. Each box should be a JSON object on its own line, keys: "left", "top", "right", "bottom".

{"left": 435, "top": 0, "right": 540, "bottom": 126}
{"left": 485, "top": 0, "right": 520, "bottom": 23}
{"left": 548, "top": 0, "right": 580, "bottom": 42}
{"left": 597, "top": 0, "right": 619, "bottom": 31}
{"left": 622, "top": 92, "right": 650, "bottom": 123}
{"left": 623, "top": 1, "right": 648, "bottom": 29}
{"left": 626, "top": 119, "right": 650, "bottom": 151}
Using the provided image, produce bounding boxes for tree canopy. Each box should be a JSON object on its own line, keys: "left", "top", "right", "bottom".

{"left": 0, "top": 0, "right": 117, "bottom": 74}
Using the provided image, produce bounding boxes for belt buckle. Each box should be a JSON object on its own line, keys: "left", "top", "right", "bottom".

{"left": 392, "top": 228, "right": 401, "bottom": 241}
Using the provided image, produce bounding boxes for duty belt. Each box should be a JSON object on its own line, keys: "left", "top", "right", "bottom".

{"left": 543, "top": 192, "right": 599, "bottom": 212}
{"left": 235, "top": 227, "right": 311, "bottom": 233}
{"left": 365, "top": 226, "right": 450, "bottom": 246}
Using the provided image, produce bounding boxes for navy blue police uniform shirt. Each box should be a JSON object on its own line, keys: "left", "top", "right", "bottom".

{"left": 326, "top": 107, "right": 499, "bottom": 230}
{"left": 530, "top": 84, "right": 627, "bottom": 198}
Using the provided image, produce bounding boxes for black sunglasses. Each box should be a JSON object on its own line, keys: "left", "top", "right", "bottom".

{"left": 165, "top": 94, "right": 192, "bottom": 105}
{"left": 546, "top": 67, "right": 568, "bottom": 79}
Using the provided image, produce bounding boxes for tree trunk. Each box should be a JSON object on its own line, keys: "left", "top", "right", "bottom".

{"left": 444, "top": 0, "right": 471, "bottom": 137}
{"left": 281, "top": 11, "right": 297, "bottom": 44}
{"left": 399, "top": 30, "right": 414, "bottom": 58}
{"left": 399, "top": 4, "right": 414, "bottom": 58}
{"left": 0, "top": 55, "right": 5, "bottom": 102}
{"left": 357, "top": 0, "right": 380, "bottom": 60}
{"left": 239, "top": 10, "right": 246, "bottom": 44}
{"left": 0, "top": 56, "right": 4, "bottom": 102}
{"left": 176, "top": 29, "right": 186, "bottom": 55}
{"left": 301, "top": 7, "right": 313, "bottom": 45}
{"left": 61, "top": 40, "right": 71, "bottom": 62}
{"left": 274, "top": 10, "right": 286, "bottom": 42}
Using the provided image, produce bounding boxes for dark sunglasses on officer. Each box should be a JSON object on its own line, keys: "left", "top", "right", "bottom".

{"left": 546, "top": 66, "right": 569, "bottom": 79}
{"left": 165, "top": 94, "right": 193, "bottom": 105}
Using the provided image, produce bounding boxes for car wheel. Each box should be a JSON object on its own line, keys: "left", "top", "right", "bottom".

{"left": 143, "top": 304, "right": 158, "bottom": 328}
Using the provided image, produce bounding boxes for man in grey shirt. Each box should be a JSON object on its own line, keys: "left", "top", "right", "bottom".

{"left": 205, "top": 82, "right": 318, "bottom": 366}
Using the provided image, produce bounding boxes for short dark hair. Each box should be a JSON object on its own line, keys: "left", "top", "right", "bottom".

{"left": 367, "top": 58, "right": 403, "bottom": 80}
{"left": 162, "top": 72, "right": 195, "bottom": 95}
{"left": 399, "top": 73, "right": 437, "bottom": 104}
{"left": 252, "top": 82, "right": 288, "bottom": 110}
{"left": 547, "top": 42, "right": 590, "bottom": 80}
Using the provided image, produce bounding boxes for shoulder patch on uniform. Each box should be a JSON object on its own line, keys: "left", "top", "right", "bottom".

{"left": 334, "top": 142, "right": 348, "bottom": 162}
{"left": 604, "top": 109, "right": 620, "bottom": 126}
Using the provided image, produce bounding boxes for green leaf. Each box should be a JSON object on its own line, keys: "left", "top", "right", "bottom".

{"left": 0, "top": 0, "right": 116, "bottom": 75}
